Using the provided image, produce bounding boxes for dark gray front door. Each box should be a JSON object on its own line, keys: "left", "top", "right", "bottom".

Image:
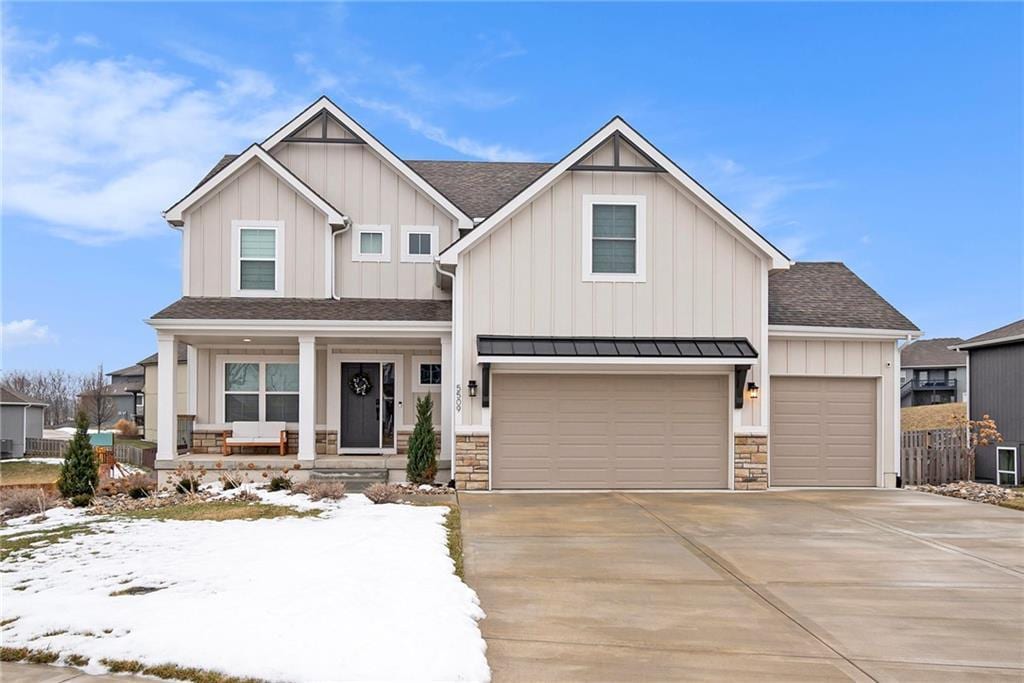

{"left": 341, "top": 362, "right": 380, "bottom": 448}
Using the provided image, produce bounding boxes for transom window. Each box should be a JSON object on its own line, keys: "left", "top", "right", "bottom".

{"left": 401, "top": 225, "right": 439, "bottom": 263}
{"left": 353, "top": 225, "right": 391, "bottom": 262}
{"left": 997, "top": 446, "right": 1018, "bottom": 486}
{"left": 232, "top": 221, "right": 283, "bottom": 296}
{"left": 223, "top": 360, "right": 299, "bottom": 423}
{"left": 582, "top": 195, "right": 646, "bottom": 282}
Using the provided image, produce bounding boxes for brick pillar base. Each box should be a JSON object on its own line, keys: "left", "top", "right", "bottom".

{"left": 734, "top": 435, "right": 768, "bottom": 490}
{"left": 455, "top": 434, "right": 489, "bottom": 490}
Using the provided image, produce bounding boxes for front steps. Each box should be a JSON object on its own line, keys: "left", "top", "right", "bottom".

{"left": 309, "top": 468, "right": 387, "bottom": 492}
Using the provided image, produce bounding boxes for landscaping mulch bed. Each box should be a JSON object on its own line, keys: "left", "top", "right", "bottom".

{"left": 88, "top": 491, "right": 218, "bottom": 515}
{"left": 912, "top": 480, "right": 1024, "bottom": 510}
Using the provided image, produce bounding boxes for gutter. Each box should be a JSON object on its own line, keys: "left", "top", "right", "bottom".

{"left": 330, "top": 218, "right": 354, "bottom": 300}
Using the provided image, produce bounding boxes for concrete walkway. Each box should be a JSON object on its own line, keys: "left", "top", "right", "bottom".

{"left": 460, "top": 489, "right": 1024, "bottom": 681}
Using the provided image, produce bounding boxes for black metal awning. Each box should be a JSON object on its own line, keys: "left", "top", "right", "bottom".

{"left": 476, "top": 336, "right": 758, "bottom": 360}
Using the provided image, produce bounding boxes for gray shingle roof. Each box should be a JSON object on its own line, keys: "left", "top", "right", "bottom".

{"left": 900, "top": 338, "right": 966, "bottom": 368}
{"left": 406, "top": 160, "right": 552, "bottom": 220}
{"left": 1, "top": 385, "right": 47, "bottom": 406}
{"left": 768, "top": 262, "right": 918, "bottom": 331}
{"left": 151, "top": 297, "right": 452, "bottom": 323}
{"left": 959, "top": 319, "right": 1024, "bottom": 348}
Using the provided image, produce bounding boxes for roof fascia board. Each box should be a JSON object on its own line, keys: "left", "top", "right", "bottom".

{"left": 440, "top": 117, "right": 792, "bottom": 268}
{"left": 901, "top": 363, "right": 966, "bottom": 369}
{"left": 146, "top": 318, "right": 451, "bottom": 335}
{"left": 952, "top": 333, "right": 1024, "bottom": 350}
{"left": 163, "top": 145, "right": 347, "bottom": 227}
{"left": 769, "top": 324, "right": 921, "bottom": 341}
{"left": 263, "top": 97, "right": 473, "bottom": 228}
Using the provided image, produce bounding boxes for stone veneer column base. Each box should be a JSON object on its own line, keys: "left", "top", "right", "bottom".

{"left": 734, "top": 435, "right": 769, "bottom": 490}
{"left": 455, "top": 434, "right": 490, "bottom": 490}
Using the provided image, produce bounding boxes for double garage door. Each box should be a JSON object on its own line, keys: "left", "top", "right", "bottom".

{"left": 490, "top": 372, "right": 878, "bottom": 489}
{"left": 492, "top": 374, "right": 729, "bottom": 489}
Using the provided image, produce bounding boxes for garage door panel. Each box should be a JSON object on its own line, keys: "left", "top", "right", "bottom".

{"left": 493, "top": 374, "right": 728, "bottom": 489}
{"left": 770, "top": 376, "right": 876, "bottom": 487}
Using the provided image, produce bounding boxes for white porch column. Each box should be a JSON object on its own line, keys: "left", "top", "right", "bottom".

{"left": 440, "top": 332, "right": 454, "bottom": 462}
{"left": 156, "top": 333, "right": 178, "bottom": 461}
{"left": 186, "top": 344, "right": 197, "bottom": 416}
{"left": 298, "top": 335, "right": 317, "bottom": 461}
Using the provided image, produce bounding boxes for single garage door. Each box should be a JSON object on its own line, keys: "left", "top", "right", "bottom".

{"left": 492, "top": 373, "right": 728, "bottom": 489}
{"left": 770, "top": 377, "right": 877, "bottom": 486}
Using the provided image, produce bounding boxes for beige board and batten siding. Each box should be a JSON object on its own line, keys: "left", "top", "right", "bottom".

{"left": 185, "top": 160, "right": 329, "bottom": 298}
{"left": 270, "top": 125, "right": 456, "bottom": 301}
{"left": 459, "top": 140, "right": 767, "bottom": 426}
{"left": 767, "top": 338, "right": 899, "bottom": 487}
{"left": 491, "top": 373, "right": 729, "bottom": 489}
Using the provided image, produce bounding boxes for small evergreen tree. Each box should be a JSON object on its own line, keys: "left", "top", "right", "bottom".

{"left": 58, "top": 412, "right": 99, "bottom": 499}
{"left": 406, "top": 395, "right": 438, "bottom": 485}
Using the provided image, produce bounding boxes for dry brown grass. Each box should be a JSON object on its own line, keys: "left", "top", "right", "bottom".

{"left": 0, "top": 461, "right": 61, "bottom": 486}
{"left": 120, "top": 500, "right": 320, "bottom": 522}
{"left": 901, "top": 402, "right": 966, "bottom": 431}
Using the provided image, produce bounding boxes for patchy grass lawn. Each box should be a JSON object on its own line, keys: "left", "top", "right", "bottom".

{"left": 0, "top": 462, "right": 61, "bottom": 486}
{"left": 999, "top": 494, "right": 1024, "bottom": 512}
{"left": 901, "top": 402, "right": 966, "bottom": 431}
{"left": 1, "top": 523, "right": 101, "bottom": 562}
{"left": 120, "top": 500, "right": 321, "bottom": 522}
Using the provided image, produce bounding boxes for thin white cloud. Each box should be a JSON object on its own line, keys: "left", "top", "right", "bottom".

{"left": 1, "top": 320, "right": 56, "bottom": 348}
{"left": 348, "top": 94, "right": 534, "bottom": 162}
{"left": 3, "top": 48, "right": 298, "bottom": 244}
{"left": 73, "top": 33, "right": 101, "bottom": 48}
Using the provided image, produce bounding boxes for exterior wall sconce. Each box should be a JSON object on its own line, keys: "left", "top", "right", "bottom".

{"left": 467, "top": 380, "right": 478, "bottom": 397}
{"left": 746, "top": 382, "right": 760, "bottom": 400}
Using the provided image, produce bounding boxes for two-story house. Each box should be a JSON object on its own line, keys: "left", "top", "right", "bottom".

{"left": 899, "top": 337, "right": 967, "bottom": 407}
{"left": 150, "top": 97, "right": 919, "bottom": 490}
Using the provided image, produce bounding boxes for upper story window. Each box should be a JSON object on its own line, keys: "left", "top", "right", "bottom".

{"left": 353, "top": 225, "right": 392, "bottom": 262}
{"left": 401, "top": 225, "right": 439, "bottom": 263}
{"left": 582, "top": 195, "right": 646, "bottom": 283}
{"left": 232, "top": 220, "right": 284, "bottom": 297}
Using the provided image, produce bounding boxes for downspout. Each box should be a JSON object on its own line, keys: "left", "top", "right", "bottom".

{"left": 330, "top": 218, "right": 353, "bottom": 300}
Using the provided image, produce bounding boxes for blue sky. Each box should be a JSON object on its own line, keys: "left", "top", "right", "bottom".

{"left": 2, "top": 2, "right": 1021, "bottom": 373}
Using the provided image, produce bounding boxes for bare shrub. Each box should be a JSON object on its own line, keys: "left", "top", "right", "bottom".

{"left": 234, "top": 489, "right": 261, "bottom": 503}
{"left": 113, "top": 418, "right": 138, "bottom": 438}
{"left": 1, "top": 488, "right": 58, "bottom": 518}
{"left": 267, "top": 475, "right": 292, "bottom": 492}
{"left": 292, "top": 480, "right": 346, "bottom": 501}
{"left": 363, "top": 483, "right": 400, "bottom": 504}
{"left": 122, "top": 473, "right": 154, "bottom": 499}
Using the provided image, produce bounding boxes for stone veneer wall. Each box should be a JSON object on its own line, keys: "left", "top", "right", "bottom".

{"left": 454, "top": 434, "right": 489, "bottom": 490}
{"left": 191, "top": 430, "right": 337, "bottom": 456}
{"left": 734, "top": 435, "right": 768, "bottom": 490}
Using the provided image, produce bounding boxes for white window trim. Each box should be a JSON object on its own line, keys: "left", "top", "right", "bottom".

{"left": 582, "top": 194, "right": 647, "bottom": 283}
{"left": 400, "top": 225, "right": 439, "bottom": 263}
{"left": 412, "top": 355, "right": 443, "bottom": 392}
{"left": 996, "top": 446, "right": 1018, "bottom": 486}
{"left": 217, "top": 355, "right": 300, "bottom": 424}
{"left": 352, "top": 224, "right": 392, "bottom": 262}
{"left": 231, "top": 220, "right": 284, "bottom": 297}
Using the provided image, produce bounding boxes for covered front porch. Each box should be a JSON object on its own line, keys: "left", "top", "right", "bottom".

{"left": 148, "top": 299, "right": 453, "bottom": 485}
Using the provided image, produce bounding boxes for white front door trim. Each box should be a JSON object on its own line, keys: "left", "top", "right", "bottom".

{"left": 327, "top": 353, "right": 404, "bottom": 455}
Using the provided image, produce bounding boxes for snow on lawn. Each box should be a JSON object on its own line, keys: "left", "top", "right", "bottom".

{"left": 2, "top": 492, "right": 490, "bottom": 682}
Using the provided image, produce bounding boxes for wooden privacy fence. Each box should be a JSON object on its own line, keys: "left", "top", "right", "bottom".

{"left": 24, "top": 438, "right": 155, "bottom": 469}
{"left": 25, "top": 438, "right": 69, "bottom": 457}
{"left": 901, "top": 428, "right": 971, "bottom": 485}
{"left": 114, "top": 444, "right": 157, "bottom": 469}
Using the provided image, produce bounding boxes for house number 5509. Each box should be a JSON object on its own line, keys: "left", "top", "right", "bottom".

{"left": 455, "top": 384, "right": 462, "bottom": 412}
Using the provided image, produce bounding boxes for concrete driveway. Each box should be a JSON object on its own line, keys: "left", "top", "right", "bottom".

{"left": 460, "top": 489, "right": 1024, "bottom": 682}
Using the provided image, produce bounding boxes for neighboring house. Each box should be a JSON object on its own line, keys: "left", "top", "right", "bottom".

{"left": 137, "top": 343, "right": 189, "bottom": 443}
{"left": 1, "top": 386, "right": 47, "bottom": 459}
{"left": 952, "top": 320, "right": 1024, "bottom": 486}
{"left": 107, "top": 363, "right": 146, "bottom": 427}
{"left": 148, "top": 97, "right": 919, "bottom": 490}
{"left": 899, "top": 337, "right": 967, "bottom": 407}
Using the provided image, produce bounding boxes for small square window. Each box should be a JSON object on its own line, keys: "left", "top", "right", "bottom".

{"left": 360, "top": 232, "right": 383, "bottom": 254}
{"left": 409, "top": 233, "right": 431, "bottom": 255}
{"left": 419, "top": 363, "right": 442, "bottom": 386}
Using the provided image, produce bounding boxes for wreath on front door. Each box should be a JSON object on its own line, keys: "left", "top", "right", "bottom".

{"left": 349, "top": 371, "right": 373, "bottom": 397}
